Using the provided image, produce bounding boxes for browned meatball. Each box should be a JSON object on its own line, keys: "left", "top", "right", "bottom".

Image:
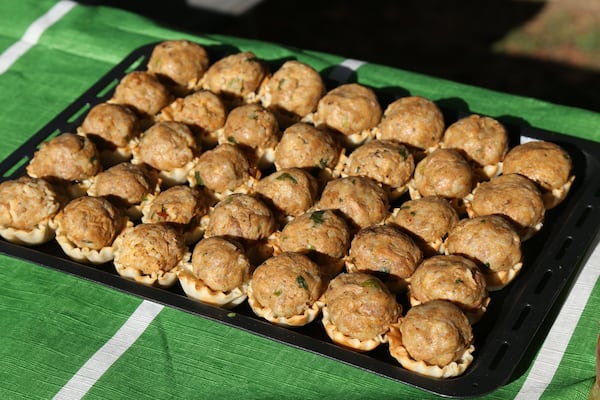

{"left": 55, "top": 196, "right": 124, "bottom": 251}
{"left": 342, "top": 139, "right": 414, "bottom": 197}
{"left": 89, "top": 162, "right": 158, "bottom": 210}
{"left": 134, "top": 121, "right": 199, "bottom": 178}
{"left": 204, "top": 193, "right": 276, "bottom": 241}
{"left": 467, "top": 173, "right": 545, "bottom": 240}
{"left": 79, "top": 102, "right": 140, "bottom": 151}
{"left": 323, "top": 272, "right": 400, "bottom": 345}
{"left": 411, "top": 148, "right": 474, "bottom": 204}
{"left": 191, "top": 237, "right": 252, "bottom": 292}
{"left": 26, "top": 133, "right": 101, "bottom": 183}
{"left": 376, "top": 96, "right": 445, "bottom": 153}
{"left": 442, "top": 114, "right": 508, "bottom": 179}
{"left": 147, "top": 40, "right": 210, "bottom": 94}
{"left": 113, "top": 222, "right": 188, "bottom": 287}
{"left": 275, "top": 209, "right": 351, "bottom": 278}
{"left": 221, "top": 103, "right": 280, "bottom": 164}
{"left": 387, "top": 196, "right": 459, "bottom": 255}
{"left": 0, "top": 176, "right": 61, "bottom": 245}
{"left": 313, "top": 83, "right": 382, "bottom": 146}
{"left": 409, "top": 255, "right": 489, "bottom": 322}
{"left": 158, "top": 90, "right": 226, "bottom": 147}
{"left": 346, "top": 224, "right": 422, "bottom": 291}
{"left": 111, "top": 71, "right": 172, "bottom": 118}
{"left": 249, "top": 252, "right": 323, "bottom": 324}
{"left": 445, "top": 215, "right": 522, "bottom": 290}
{"left": 317, "top": 176, "right": 389, "bottom": 230}
{"left": 255, "top": 168, "right": 319, "bottom": 221}
{"left": 188, "top": 143, "right": 257, "bottom": 197}
{"left": 389, "top": 300, "right": 473, "bottom": 375}
{"left": 201, "top": 51, "right": 268, "bottom": 102}
{"left": 142, "top": 184, "right": 211, "bottom": 225}
{"left": 502, "top": 140, "right": 574, "bottom": 209}
{"left": 261, "top": 60, "right": 325, "bottom": 126}
{"left": 273, "top": 122, "right": 341, "bottom": 172}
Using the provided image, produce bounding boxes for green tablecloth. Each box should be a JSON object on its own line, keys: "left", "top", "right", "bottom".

{"left": 1, "top": 1, "right": 599, "bottom": 399}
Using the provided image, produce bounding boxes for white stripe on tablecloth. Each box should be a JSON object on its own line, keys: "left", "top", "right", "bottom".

{"left": 0, "top": 0, "right": 76, "bottom": 75}
{"left": 515, "top": 243, "right": 600, "bottom": 399}
{"left": 52, "top": 300, "right": 164, "bottom": 400}
{"left": 328, "top": 58, "right": 366, "bottom": 83}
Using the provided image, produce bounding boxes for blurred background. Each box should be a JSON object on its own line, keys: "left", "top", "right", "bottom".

{"left": 79, "top": 0, "right": 600, "bottom": 113}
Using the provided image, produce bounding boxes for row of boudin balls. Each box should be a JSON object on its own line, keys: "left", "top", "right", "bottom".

{"left": 0, "top": 39, "right": 574, "bottom": 378}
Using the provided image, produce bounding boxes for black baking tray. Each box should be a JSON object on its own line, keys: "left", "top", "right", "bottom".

{"left": 1, "top": 42, "right": 600, "bottom": 398}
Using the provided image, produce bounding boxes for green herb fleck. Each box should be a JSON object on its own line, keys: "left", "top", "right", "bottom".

{"left": 296, "top": 275, "right": 308, "bottom": 290}
{"left": 277, "top": 78, "right": 286, "bottom": 90}
{"left": 276, "top": 172, "right": 298, "bottom": 184}
{"left": 227, "top": 312, "right": 236, "bottom": 318}
{"left": 274, "top": 289, "right": 283, "bottom": 296}
{"left": 455, "top": 278, "right": 464, "bottom": 284}
{"left": 410, "top": 211, "right": 417, "bottom": 216}
{"left": 227, "top": 136, "right": 237, "bottom": 143}
{"left": 194, "top": 171, "right": 204, "bottom": 186}
{"left": 227, "top": 77, "right": 241, "bottom": 89}
{"left": 361, "top": 278, "right": 380, "bottom": 289}
{"left": 399, "top": 147, "right": 408, "bottom": 161}
{"left": 318, "top": 158, "right": 328, "bottom": 169}
{"left": 309, "top": 210, "right": 326, "bottom": 225}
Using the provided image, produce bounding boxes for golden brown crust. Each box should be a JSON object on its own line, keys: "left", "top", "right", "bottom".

{"left": 340, "top": 139, "right": 414, "bottom": 198}
{"left": 255, "top": 168, "right": 319, "bottom": 221}
{"left": 219, "top": 104, "right": 280, "bottom": 164}
{"left": 272, "top": 209, "right": 351, "bottom": 278}
{"left": 323, "top": 272, "right": 400, "bottom": 347}
{"left": 317, "top": 176, "right": 389, "bottom": 230}
{"left": 111, "top": 71, "right": 172, "bottom": 118}
{"left": 26, "top": 133, "right": 101, "bottom": 184}
{"left": 78, "top": 102, "right": 140, "bottom": 151}
{"left": 201, "top": 51, "right": 268, "bottom": 103}
{"left": 312, "top": 83, "right": 381, "bottom": 147}
{"left": 113, "top": 223, "right": 189, "bottom": 288}
{"left": 142, "top": 185, "right": 213, "bottom": 227}
{"left": 387, "top": 196, "right": 459, "bottom": 255}
{"left": 157, "top": 90, "right": 226, "bottom": 147}
{"left": 444, "top": 214, "right": 523, "bottom": 290}
{"left": 409, "top": 255, "right": 489, "bottom": 323}
{"left": 248, "top": 252, "right": 323, "bottom": 326}
{"left": 87, "top": 162, "right": 160, "bottom": 219}
{"left": 132, "top": 121, "right": 199, "bottom": 185}
{"left": 345, "top": 224, "right": 422, "bottom": 292}
{"left": 204, "top": 193, "right": 277, "bottom": 241}
{"left": 466, "top": 173, "right": 545, "bottom": 240}
{"left": 260, "top": 60, "right": 325, "bottom": 127}
{"left": 147, "top": 40, "right": 210, "bottom": 94}
{"left": 501, "top": 140, "right": 574, "bottom": 209}
{"left": 375, "top": 96, "right": 444, "bottom": 153}
{"left": 274, "top": 122, "right": 342, "bottom": 172}
{"left": 177, "top": 237, "right": 252, "bottom": 308}
{"left": 188, "top": 143, "right": 259, "bottom": 199}
{"left": 388, "top": 300, "right": 474, "bottom": 378}
{"left": 410, "top": 148, "right": 474, "bottom": 205}
{"left": 441, "top": 114, "right": 508, "bottom": 179}
{"left": 0, "top": 176, "right": 61, "bottom": 245}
